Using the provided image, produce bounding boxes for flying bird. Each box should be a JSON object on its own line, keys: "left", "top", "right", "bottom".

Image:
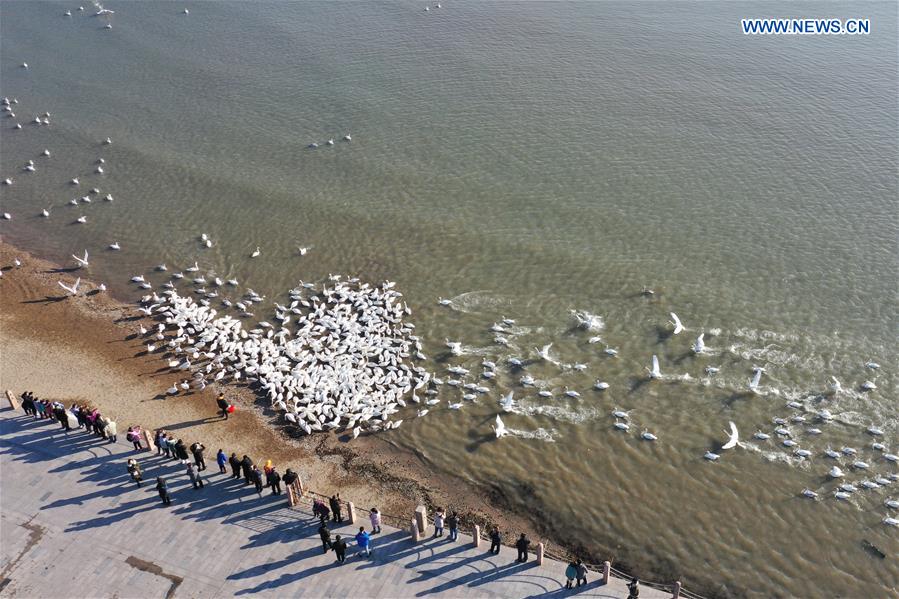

{"left": 58, "top": 277, "right": 80, "bottom": 296}
{"left": 669, "top": 312, "right": 684, "bottom": 335}
{"left": 721, "top": 421, "right": 739, "bottom": 450}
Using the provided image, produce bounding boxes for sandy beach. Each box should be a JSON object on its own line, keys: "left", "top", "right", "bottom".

{"left": 0, "top": 240, "right": 535, "bottom": 543}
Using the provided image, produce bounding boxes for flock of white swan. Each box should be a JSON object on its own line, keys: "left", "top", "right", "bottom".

{"left": 1, "top": 5, "right": 895, "bottom": 530}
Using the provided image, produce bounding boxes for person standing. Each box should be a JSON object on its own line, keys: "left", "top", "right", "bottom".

{"left": 355, "top": 527, "right": 371, "bottom": 558}
{"left": 516, "top": 533, "right": 531, "bottom": 563}
{"left": 369, "top": 508, "right": 382, "bottom": 534}
{"left": 105, "top": 417, "right": 117, "bottom": 443}
{"left": 565, "top": 561, "right": 578, "bottom": 589}
{"left": 331, "top": 534, "right": 347, "bottom": 563}
{"left": 433, "top": 508, "right": 445, "bottom": 538}
{"left": 190, "top": 441, "right": 206, "bottom": 471}
{"left": 267, "top": 467, "right": 282, "bottom": 495}
{"left": 489, "top": 526, "right": 501, "bottom": 554}
{"left": 216, "top": 449, "right": 227, "bottom": 474}
{"left": 241, "top": 455, "right": 253, "bottom": 485}
{"left": 329, "top": 494, "right": 342, "bottom": 523}
{"left": 127, "top": 459, "right": 143, "bottom": 487}
{"left": 315, "top": 499, "right": 331, "bottom": 524}
{"left": 627, "top": 577, "right": 640, "bottom": 598}
{"left": 53, "top": 403, "right": 69, "bottom": 430}
{"left": 216, "top": 393, "right": 230, "bottom": 419}
{"left": 155, "top": 430, "right": 167, "bottom": 455}
{"left": 20, "top": 392, "right": 33, "bottom": 417}
{"left": 166, "top": 435, "right": 178, "bottom": 461}
{"left": 156, "top": 477, "right": 172, "bottom": 506}
{"left": 447, "top": 511, "right": 459, "bottom": 542}
{"left": 251, "top": 465, "right": 263, "bottom": 496}
{"left": 575, "top": 558, "right": 588, "bottom": 587}
{"left": 186, "top": 463, "right": 204, "bottom": 489}
{"left": 318, "top": 521, "right": 332, "bottom": 554}
{"left": 229, "top": 453, "right": 242, "bottom": 478}
{"left": 283, "top": 469, "right": 299, "bottom": 495}
{"left": 127, "top": 426, "right": 143, "bottom": 451}
{"left": 174, "top": 439, "right": 190, "bottom": 464}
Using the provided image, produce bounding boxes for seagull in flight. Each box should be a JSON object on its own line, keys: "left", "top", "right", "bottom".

{"left": 493, "top": 415, "right": 508, "bottom": 438}
{"left": 749, "top": 367, "right": 764, "bottom": 393}
{"left": 669, "top": 312, "right": 684, "bottom": 335}
{"left": 58, "top": 277, "right": 80, "bottom": 296}
{"left": 648, "top": 354, "right": 662, "bottom": 379}
{"left": 721, "top": 421, "right": 739, "bottom": 450}
{"left": 72, "top": 250, "right": 89, "bottom": 268}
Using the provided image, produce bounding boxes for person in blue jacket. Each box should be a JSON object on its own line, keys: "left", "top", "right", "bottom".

{"left": 355, "top": 527, "right": 372, "bottom": 558}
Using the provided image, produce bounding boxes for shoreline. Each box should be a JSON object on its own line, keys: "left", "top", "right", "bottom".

{"left": 0, "top": 240, "right": 711, "bottom": 598}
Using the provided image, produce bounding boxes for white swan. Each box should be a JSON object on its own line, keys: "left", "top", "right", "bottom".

{"left": 109, "top": 242, "right": 120, "bottom": 250}
{"left": 536, "top": 343, "right": 553, "bottom": 361}
{"left": 58, "top": 277, "right": 80, "bottom": 296}
{"left": 669, "top": 312, "right": 684, "bottom": 335}
{"left": 692, "top": 333, "right": 705, "bottom": 354}
{"left": 493, "top": 415, "right": 507, "bottom": 438}
{"left": 721, "top": 421, "right": 739, "bottom": 450}
{"left": 72, "top": 250, "right": 89, "bottom": 268}
{"left": 749, "top": 367, "right": 763, "bottom": 392}
{"left": 648, "top": 355, "right": 661, "bottom": 379}
{"left": 250, "top": 247, "right": 261, "bottom": 258}
{"left": 641, "top": 430, "right": 658, "bottom": 441}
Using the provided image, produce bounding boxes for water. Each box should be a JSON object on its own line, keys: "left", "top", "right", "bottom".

{"left": 2, "top": 1, "right": 897, "bottom": 596}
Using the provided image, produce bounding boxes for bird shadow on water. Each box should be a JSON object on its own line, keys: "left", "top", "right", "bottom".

{"left": 654, "top": 325, "right": 674, "bottom": 344}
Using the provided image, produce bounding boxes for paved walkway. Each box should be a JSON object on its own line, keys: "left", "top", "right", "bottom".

{"left": 0, "top": 407, "right": 665, "bottom": 598}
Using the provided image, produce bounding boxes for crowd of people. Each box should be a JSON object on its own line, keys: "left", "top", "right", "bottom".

{"left": 14, "top": 390, "right": 643, "bottom": 594}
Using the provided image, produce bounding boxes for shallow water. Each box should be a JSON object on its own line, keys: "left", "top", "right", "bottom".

{"left": 1, "top": 1, "right": 897, "bottom": 596}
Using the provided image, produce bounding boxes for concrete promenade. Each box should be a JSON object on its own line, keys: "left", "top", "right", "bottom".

{"left": 0, "top": 407, "right": 666, "bottom": 598}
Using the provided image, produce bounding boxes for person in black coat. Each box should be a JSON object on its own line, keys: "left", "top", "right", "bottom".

{"left": 156, "top": 477, "right": 172, "bottom": 505}
{"left": 329, "top": 494, "right": 342, "bottom": 523}
{"left": 216, "top": 393, "right": 230, "bottom": 419}
{"left": 318, "top": 522, "right": 332, "bottom": 553}
{"left": 174, "top": 439, "right": 190, "bottom": 463}
{"left": 241, "top": 455, "right": 253, "bottom": 485}
{"left": 267, "top": 468, "right": 282, "bottom": 495}
{"left": 489, "top": 526, "right": 501, "bottom": 554}
{"left": 229, "top": 453, "right": 242, "bottom": 478}
{"left": 251, "top": 466, "right": 264, "bottom": 495}
{"left": 515, "top": 533, "right": 531, "bottom": 563}
{"left": 190, "top": 442, "right": 206, "bottom": 471}
{"left": 331, "top": 534, "right": 347, "bottom": 563}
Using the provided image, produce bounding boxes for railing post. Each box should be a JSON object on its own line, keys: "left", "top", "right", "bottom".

{"left": 472, "top": 525, "right": 481, "bottom": 549}
{"left": 415, "top": 505, "right": 428, "bottom": 536}
{"left": 287, "top": 481, "right": 300, "bottom": 506}
{"left": 296, "top": 475, "right": 305, "bottom": 497}
{"left": 536, "top": 542, "right": 544, "bottom": 565}
{"left": 672, "top": 581, "right": 682, "bottom": 598}
{"left": 347, "top": 501, "right": 357, "bottom": 524}
{"left": 142, "top": 428, "right": 156, "bottom": 452}
{"left": 5, "top": 390, "right": 20, "bottom": 411}
{"left": 602, "top": 561, "right": 610, "bottom": 584}
{"left": 411, "top": 519, "right": 422, "bottom": 542}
